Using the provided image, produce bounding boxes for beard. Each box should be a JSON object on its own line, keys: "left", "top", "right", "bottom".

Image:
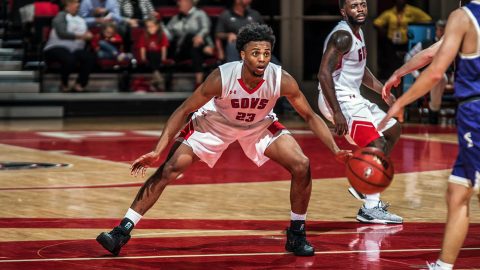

{"left": 346, "top": 14, "right": 366, "bottom": 26}
{"left": 253, "top": 71, "right": 264, "bottom": 77}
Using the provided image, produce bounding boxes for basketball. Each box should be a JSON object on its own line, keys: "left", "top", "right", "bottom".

{"left": 345, "top": 147, "right": 394, "bottom": 194}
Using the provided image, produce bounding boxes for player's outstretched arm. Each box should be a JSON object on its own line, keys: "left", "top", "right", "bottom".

{"left": 379, "top": 9, "right": 467, "bottom": 130}
{"left": 282, "top": 70, "right": 351, "bottom": 163}
{"left": 131, "top": 69, "right": 222, "bottom": 176}
{"left": 382, "top": 39, "right": 443, "bottom": 100}
{"left": 317, "top": 30, "right": 352, "bottom": 136}
{"left": 362, "top": 67, "right": 396, "bottom": 106}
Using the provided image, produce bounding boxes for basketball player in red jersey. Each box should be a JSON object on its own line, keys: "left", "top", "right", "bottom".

{"left": 96, "top": 23, "right": 351, "bottom": 257}
{"left": 317, "top": 0, "right": 403, "bottom": 224}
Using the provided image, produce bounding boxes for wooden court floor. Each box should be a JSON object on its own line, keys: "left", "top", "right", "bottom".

{"left": 0, "top": 117, "right": 479, "bottom": 269}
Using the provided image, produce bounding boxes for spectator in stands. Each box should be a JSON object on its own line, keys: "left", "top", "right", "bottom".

{"left": 117, "top": 0, "right": 158, "bottom": 26}
{"left": 383, "top": 19, "right": 452, "bottom": 125}
{"left": 139, "top": 17, "right": 170, "bottom": 91}
{"left": 373, "top": 0, "right": 432, "bottom": 80}
{"left": 91, "top": 22, "right": 133, "bottom": 62}
{"left": 79, "top": 0, "right": 138, "bottom": 28}
{"left": 165, "top": 0, "right": 215, "bottom": 87}
{"left": 403, "top": 19, "right": 450, "bottom": 124}
{"left": 215, "top": 0, "right": 263, "bottom": 62}
{"left": 43, "top": 0, "right": 94, "bottom": 92}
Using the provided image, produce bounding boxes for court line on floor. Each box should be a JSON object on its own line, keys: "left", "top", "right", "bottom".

{"left": 0, "top": 181, "right": 143, "bottom": 191}
{"left": 1, "top": 247, "right": 479, "bottom": 263}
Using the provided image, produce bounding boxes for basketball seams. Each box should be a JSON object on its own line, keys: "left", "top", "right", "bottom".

{"left": 346, "top": 162, "right": 390, "bottom": 188}
{"left": 349, "top": 157, "right": 393, "bottom": 180}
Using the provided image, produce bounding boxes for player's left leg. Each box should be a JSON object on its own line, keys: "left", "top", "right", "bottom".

{"left": 377, "top": 121, "right": 401, "bottom": 156}
{"left": 264, "top": 133, "right": 314, "bottom": 256}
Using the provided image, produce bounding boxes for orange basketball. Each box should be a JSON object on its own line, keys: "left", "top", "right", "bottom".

{"left": 345, "top": 147, "right": 394, "bottom": 194}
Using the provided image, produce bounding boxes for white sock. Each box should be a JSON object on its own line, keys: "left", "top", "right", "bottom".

{"left": 364, "top": 193, "right": 381, "bottom": 209}
{"left": 434, "top": 259, "right": 453, "bottom": 270}
{"left": 290, "top": 211, "right": 307, "bottom": 221}
{"left": 125, "top": 208, "right": 143, "bottom": 226}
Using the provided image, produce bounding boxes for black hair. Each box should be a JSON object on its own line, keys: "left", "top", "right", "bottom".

{"left": 236, "top": 23, "right": 276, "bottom": 52}
{"left": 339, "top": 0, "right": 346, "bottom": 9}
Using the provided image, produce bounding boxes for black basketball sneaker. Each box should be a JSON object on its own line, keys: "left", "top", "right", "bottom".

{"left": 285, "top": 227, "right": 315, "bottom": 256}
{"left": 96, "top": 226, "right": 131, "bottom": 256}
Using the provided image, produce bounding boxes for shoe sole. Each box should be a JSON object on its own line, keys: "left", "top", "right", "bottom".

{"left": 285, "top": 246, "right": 315, "bottom": 256}
{"left": 96, "top": 233, "right": 120, "bottom": 256}
{"left": 356, "top": 215, "right": 403, "bottom": 224}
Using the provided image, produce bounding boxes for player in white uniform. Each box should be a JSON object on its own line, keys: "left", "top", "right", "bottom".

{"left": 97, "top": 23, "right": 351, "bottom": 257}
{"left": 317, "top": 0, "right": 403, "bottom": 224}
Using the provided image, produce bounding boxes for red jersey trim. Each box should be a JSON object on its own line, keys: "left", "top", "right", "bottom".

{"left": 179, "top": 120, "right": 195, "bottom": 140}
{"left": 267, "top": 121, "right": 286, "bottom": 135}
{"left": 350, "top": 120, "right": 380, "bottom": 147}
{"left": 237, "top": 78, "right": 265, "bottom": 95}
{"left": 354, "top": 32, "right": 362, "bottom": 42}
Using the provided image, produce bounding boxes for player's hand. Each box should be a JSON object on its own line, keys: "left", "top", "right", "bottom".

{"left": 384, "top": 93, "right": 396, "bottom": 107}
{"left": 227, "top": 33, "right": 237, "bottom": 43}
{"left": 130, "top": 151, "right": 161, "bottom": 177}
{"left": 378, "top": 102, "right": 404, "bottom": 130}
{"left": 333, "top": 111, "right": 348, "bottom": 136}
{"left": 193, "top": 35, "right": 204, "bottom": 47}
{"left": 382, "top": 74, "right": 400, "bottom": 100}
{"left": 335, "top": 149, "right": 352, "bottom": 164}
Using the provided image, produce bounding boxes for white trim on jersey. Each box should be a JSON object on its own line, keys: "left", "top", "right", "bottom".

{"left": 459, "top": 6, "right": 480, "bottom": 59}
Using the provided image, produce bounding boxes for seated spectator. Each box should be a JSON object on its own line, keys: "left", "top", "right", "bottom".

{"left": 92, "top": 22, "right": 133, "bottom": 62}
{"left": 118, "top": 0, "right": 157, "bottom": 26}
{"left": 138, "top": 17, "right": 170, "bottom": 91}
{"left": 79, "top": 0, "right": 138, "bottom": 28}
{"left": 215, "top": 0, "right": 263, "bottom": 62}
{"left": 43, "top": 0, "right": 95, "bottom": 92}
{"left": 165, "top": 0, "right": 215, "bottom": 87}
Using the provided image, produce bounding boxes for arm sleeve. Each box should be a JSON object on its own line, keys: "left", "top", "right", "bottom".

{"left": 373, "top": 11, "right": 388, "bottom": 28}
{"left": 161, "top": 32, "right": 170, "bottom": 48}
{"left": 52, "top": 13, "right": 76, "bottom": 40}
{"left": 106, "top": 0, "right": 124, "bottom": 23}
{"left": 164, "top": 18, "right": 176, "bottom": 41}
{"left": 143, "top": 0, "right": 155, "bottom": 15}
{"left": 215, "top": 12, "right": 228, "bottom": 34}
{"left": 251, "top": 10, "right": 264, "bottom": 24}
{"left": 412, "top": 7, "right": 432, "bottom": 22}
{"left": 79, "top": 1, "right": 96, "bottom": 26}
{"left": 196, "top": 11, "right": 211, "bottom": 37}
{"left": 137, "top": 34, "right": 146, "bottom": 49}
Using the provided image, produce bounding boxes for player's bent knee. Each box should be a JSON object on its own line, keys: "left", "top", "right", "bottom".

{"left": 368, "top": 137, "right": 387, "bottom": 152}
{"left": 446, "top": 184, "right": 473, "bottom": 207}
{"left": 289, "top": 156, "right": 310, "bottom": 177}
{"left": 161, "top": 163, "right": 183, "bottom": 182}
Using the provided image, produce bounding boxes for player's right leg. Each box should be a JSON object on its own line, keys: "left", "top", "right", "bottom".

{"left": 96, "top": 142, "right": 199, "bottom": 255}
{"left": 437, "top": 183, "right": 474, "bottom": 266}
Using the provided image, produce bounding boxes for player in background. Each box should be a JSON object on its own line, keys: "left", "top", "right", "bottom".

{"left": 96, "top": 23, "right": 351, "bottom": 257}
{"left": 317, "top": 0, "right": 403, "bottom": 224}
{"left": 379, "top": 1, "right": 480, "bottom": 269}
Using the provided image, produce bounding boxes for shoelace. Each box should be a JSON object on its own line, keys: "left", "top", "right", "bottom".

{"left": 379, "top": 201, "right": 391, "bottom": 210}
{"left": 295, "top": 235, "right": 311, "bottom": 248}
{"left": 426, "top": 261, "right": 436, "bottom": 270}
